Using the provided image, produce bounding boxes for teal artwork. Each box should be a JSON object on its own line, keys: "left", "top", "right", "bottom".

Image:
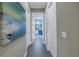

{"left": 0, "top": 2, "right": 26, "bottom": 45}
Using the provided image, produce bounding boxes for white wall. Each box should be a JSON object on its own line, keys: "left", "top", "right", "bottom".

{"left": 31, "top": 9, "right": 44, "bottom": 12}
{"left": 57, "top": 2, "right": 79, "bottom": 57}
{"left": 25, "top": 3, "right": 32, "bottom": 55}
{"left": 20, "top": 2, "right": 32, "bottom": 56}
{"left": 45, "top": 2, "right": 57, "bottom": 57}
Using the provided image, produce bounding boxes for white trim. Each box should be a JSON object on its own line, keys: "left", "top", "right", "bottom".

{"left": 45, "top": 44, "right": 53, "bottom": 57}
{"left": 24, "top": 40, "right": 34, "bottom": 57}
{"left": 24, "top": 51, "right": 27, "bottom": 57}
{"left": 49, "top": 49, "right": 53, "bottom": 57}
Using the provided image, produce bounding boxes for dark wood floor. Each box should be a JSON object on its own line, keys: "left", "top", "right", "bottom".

{"left": 26, "top": 35, "right": 52, "bottom": 57}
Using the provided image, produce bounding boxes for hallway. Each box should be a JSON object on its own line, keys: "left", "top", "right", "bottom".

{"left": 1, "top": 2, "right": 79, "bottom": 57}
{"left": 26, "top": 35, "right": 52, "bottom": 57}
{"left": 26, "top": 2, "right": 55, "bottom": 57}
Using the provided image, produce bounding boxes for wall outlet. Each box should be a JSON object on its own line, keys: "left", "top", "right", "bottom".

{"left": 62, "top": 32, "right": 66, "bottom": 39}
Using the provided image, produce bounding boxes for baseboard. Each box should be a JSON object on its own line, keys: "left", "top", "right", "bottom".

{"left": 50, "top": 49, "right": 53, "bottom": 57}
{"left": 24, "top": 51, "right": 27, "bottom": 57}
{"left": 46, "top": 45, "right": 50, "bottom": 52}
{"left": 50, "top": 49, "right": 57, "bottom": 57}
{"left": 45, "top": 44, "right": 54, "bottom": 57}
{"left": 24, "top": 40, "right": 34, "bottom": 57}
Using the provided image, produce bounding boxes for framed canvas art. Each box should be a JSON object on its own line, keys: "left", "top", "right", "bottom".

{"left": 0, "top": 2, "right": 26, "bottom": 46}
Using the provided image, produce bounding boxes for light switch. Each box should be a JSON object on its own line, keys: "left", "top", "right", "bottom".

{"left": 62, "top": 32, "right": 66, "bottom": 39}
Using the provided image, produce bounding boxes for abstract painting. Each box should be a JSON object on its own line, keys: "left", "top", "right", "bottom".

{"left": 0, "top": 2, "right": 26, "bottom": 45}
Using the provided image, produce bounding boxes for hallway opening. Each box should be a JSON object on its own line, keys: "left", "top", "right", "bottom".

{"left": 31, "top": 13, "right": 44, "bottom": 42}
{"left": 26, "top": 12, "right": 52, "bottom": 57}
{"left": 26, "top": 2, "right": 57, "bottom": 57}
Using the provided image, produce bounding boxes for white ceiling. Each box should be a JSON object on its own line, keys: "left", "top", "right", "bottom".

{"left": 29, "top": 2, "right": 47, "bottom": 9}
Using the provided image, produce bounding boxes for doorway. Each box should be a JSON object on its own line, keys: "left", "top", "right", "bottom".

{"left": 32, "top": 13, "right": 44, "bottom": 42}
{"left": 27, "top": 12, "right": 52, "bottom": 57}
